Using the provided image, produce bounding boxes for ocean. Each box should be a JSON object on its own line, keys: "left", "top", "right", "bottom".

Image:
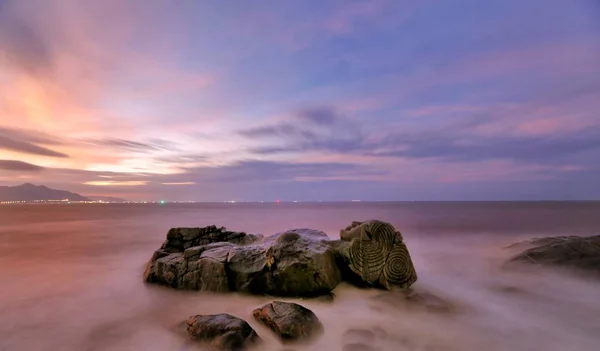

{"left": 1, "top": 202, "right": 599, "bottom": 351}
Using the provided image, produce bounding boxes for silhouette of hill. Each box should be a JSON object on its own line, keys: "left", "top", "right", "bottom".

{"left": 0, "top": 183, "right": 90, "bottom": 202}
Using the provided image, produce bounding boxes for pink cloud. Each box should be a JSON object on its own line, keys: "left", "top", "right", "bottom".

{"left": 514, "top": 118, "right": 572, "bottom": 137}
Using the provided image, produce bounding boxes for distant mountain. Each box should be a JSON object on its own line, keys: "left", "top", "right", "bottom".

{"left": 0, "top": 183, "right": 90, "bottom": 202}
{"left": 87, "top": 196, "right": 127, "bottom": 202}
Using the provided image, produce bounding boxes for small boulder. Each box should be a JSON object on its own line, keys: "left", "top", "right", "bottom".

{"left": 186, "top": 314, "right": 259, "bottom": 350}
{"left": 252, "top": 301, "right": 323, "bottom": 343}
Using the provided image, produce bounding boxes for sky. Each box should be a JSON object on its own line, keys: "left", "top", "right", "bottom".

{"left": 0, "top": 0, "right": 599, "bottom": 201}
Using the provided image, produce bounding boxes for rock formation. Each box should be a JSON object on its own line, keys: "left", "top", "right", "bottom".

{"left": 252, "top": 301, "right": 323, "bottom": 342}
{"left": 507, "top": 234, "right": 600, "bottom": 275}
{"left": 144, "top": 221, "right": 418, "bottom": 296}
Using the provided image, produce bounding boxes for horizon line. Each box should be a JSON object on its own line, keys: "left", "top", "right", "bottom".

{"left": 2, "top": 199, "right": 600, "bottom": 205}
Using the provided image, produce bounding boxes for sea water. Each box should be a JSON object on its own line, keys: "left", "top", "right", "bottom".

{"left": 1, "top": 202, "right": 599, "bottom": 351}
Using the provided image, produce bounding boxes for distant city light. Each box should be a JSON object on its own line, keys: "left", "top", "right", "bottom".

{"left": 160, "top": 200, "right": 166, "bottom": 204}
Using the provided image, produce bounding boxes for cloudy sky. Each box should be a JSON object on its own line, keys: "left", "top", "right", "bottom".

{"left": 1, "top": 0, "right": 599, "bottom": 201}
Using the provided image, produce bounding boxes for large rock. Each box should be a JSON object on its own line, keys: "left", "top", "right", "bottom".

{"left": 508, "top": 234, "right": 600, "bottom": 275}
{"left": 252, "top": 301, "right": 323, "bottom": 343}
{"left": 144, "top": 226, "right": 342, "bottom": 297}
{"left": 186, "top": 314, "right": 259, "bottom": 350}
{"left": 338, "top": 220, "right": 418, "bottom": 289}
{"left": 144, "top": 221, "right": 418, "bottom": 296}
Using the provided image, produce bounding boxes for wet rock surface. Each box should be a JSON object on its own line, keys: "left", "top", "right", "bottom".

{"left": 507, "top": 234, "right": 600, "bottom": 275}
{"left": 186, "top": 313, "right": 259, "bottom": 350}
{"left": 252, "top": 301, "right": 323, "bottom": 342}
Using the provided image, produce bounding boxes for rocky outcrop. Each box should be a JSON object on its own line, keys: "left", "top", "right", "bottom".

{"left": 252, "top": 301, "right": 323, "bottom": 342}
{"left": 144, "top": 226, "right": 342, "bottom": 297}
{"left": 505, "top": 236, "right": 581, "bottom": 251}
{"left": 186, "top": 314, "right": 259, "bottom": 350}
{"left": 144, "top": 221, "right": 418, "bottom": 297}
{"left": 508, "top": 234, "right": 600, "bottom": 275}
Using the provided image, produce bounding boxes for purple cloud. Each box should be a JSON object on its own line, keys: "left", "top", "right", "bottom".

{"left": 0, "top": 128, "right": 69, "bottom": 158}
{"left": 0, "top": 160, "right": 45, "bottom": 172}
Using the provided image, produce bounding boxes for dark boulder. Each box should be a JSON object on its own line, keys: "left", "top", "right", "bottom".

{"left": 252, "top": 301, "right": 323, "bottom": 343}
{"left": 186, "top": 314, "right": 259, "bottom": 350}
{"left": 508, "top": 234, "right": 600, "bottom": 275}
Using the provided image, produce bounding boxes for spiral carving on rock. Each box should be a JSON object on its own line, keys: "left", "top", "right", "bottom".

{"left": 343, "top": 220, "right": 417, "bottom": 289}
{"left": 382, "top": 233, "right": 417, "bottom": 288}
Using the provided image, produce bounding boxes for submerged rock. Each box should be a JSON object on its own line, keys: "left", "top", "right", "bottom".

{"left": 369, "top": 289, "right": 456, "bottom": 314}
{"left": 186, "top": 314, "right": 259, "bottom": 350}
{"left": 505, "top": 236, "right": 581, "bottom": 251}
{"left": 339, "top": 220, "right": 418, "bottom": 289}
{"left": 343, "top": 328, "right": 377, "bottom": 343}
{"left": 508, "top": 234, "right": 600, "bottom": 275}
{"left": 252, "top": 301, "right": 323, "bottom": 343}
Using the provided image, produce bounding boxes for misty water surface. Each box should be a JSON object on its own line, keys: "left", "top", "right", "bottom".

{"left": 1, "top": 202, "right": 599, "bottom": 351}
